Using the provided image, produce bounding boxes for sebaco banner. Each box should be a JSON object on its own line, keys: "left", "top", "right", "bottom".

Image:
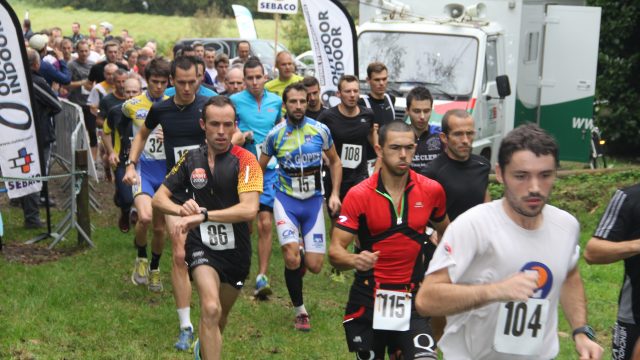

{"left": 0, "top": 0, "right": 42, "bottom": 198}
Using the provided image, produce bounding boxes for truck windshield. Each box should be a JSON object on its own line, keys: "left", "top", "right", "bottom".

{"left": 358, "top": 31, "right": 478, "bottom": 99}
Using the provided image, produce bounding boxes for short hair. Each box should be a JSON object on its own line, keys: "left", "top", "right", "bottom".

{"left": 192, "top": 56, "right": 205, "bottom": 71}
{"left": 72, "top": 22, "right": 80, "bottom": 27}
{"left": 75, "top": 39, "right": 89, "bottom": 51}
{"left": 61, "top": 38, "right": 73, "bottom": 48}
{"left": 104, "top": 40, "right": 119, "bottom": 52}
{"left": 214, "top": 53, "right": 229, "bottom": 67}
{"left": 338, "top": 74, "right": 358, "bottom": 91}
{"left": 124, "top": 48, "right": 138, "bottom": 60}
{"left": 145, "top": 58, "right": 171, "bottom": 80}
{"left": 406, "top": 86, "right": 433, "bottom": 110}
{"left": 170, "top": 56, "right": 197, "bottom": 78}
{"left": 275, "top": 51, "right": 292, "bottom": 66}
{"left": 243, "top": 58, "right": 264, "bottom": 76}
{"left": 26, "top": 48, "right": 40, "bottom": 68}
{"left": 441, "top": 109, "right": 471, "bottom": 135}
{"left": 237, "top": 40, "right": 250, "bottom": 50}
{"left": 498, "top": 123, "right": 559, "bottom": 170}
{"left": 104, "top": 63, "right": 118, "bottom": 73}
{"left": 367, "top": 62, "right": 387, "bottom": 78}
{"left": 302, "top": 76, "right": 320, "bottom": 88}
{"left": 192, "top": 41, "right": 204, "bottom": 48}
{"left": 114, "top": 68, "right": 129, "bottom": 78}
{"left": 125, "top": 76, "right": 142, "bottom": 88}
{"left": 202, "top": 95, "right": 236, "bottom": 120}
{"left": 282, "top": 82, "right": 306, "bottom": 103}
{"left": 378, "top": 120, "right": 415, "bottom": 148}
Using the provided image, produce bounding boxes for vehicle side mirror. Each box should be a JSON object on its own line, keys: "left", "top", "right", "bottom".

{"left": 496, "top": 75, "right": 511, "bottom": 99}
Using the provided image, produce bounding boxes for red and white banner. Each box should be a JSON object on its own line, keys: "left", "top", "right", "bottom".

{"left": 301, "top": 0, "right": 357, "bottom": 106}
{"left": 0, "top": 0, "right": 42, "bottom": 198}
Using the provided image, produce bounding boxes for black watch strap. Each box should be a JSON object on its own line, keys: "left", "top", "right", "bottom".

{"left": 572, "top": 325, "right": 596, "bottom": 341}
{"left": 200, "top": 208, "right": 208, "bottom": 223}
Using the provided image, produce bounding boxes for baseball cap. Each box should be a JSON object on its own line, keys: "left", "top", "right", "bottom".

{"left": 100, "top": 22, "right": 113, "bottom": 31}
{"left": 28, "top": 34, "right": 49, "bottom": 51}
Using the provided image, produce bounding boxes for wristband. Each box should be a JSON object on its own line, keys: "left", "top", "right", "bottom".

{"left": 200, "top": 208, "right": 208, "bottom": 223}
{"left": 125, "top": 159, "right": 137, "bottom": 167}
{"left": 572, "top": 325, "right": 596, "bottom": 341}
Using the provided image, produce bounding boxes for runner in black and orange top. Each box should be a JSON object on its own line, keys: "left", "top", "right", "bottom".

{"left": 153, "top": 96, "right": 262, "bottom": 360}
{"left": 329, "top": 121, "right": 449, "bottom": 359}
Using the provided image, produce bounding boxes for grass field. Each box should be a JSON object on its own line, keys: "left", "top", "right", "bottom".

{"left": 1, "top": 166, "right": 638, "bottom": 359}
{"left": 9, "top": 1, "right": 288, "bottom": 56}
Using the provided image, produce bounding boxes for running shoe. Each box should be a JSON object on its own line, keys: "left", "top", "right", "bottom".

{"left": 330, "top": 267, "right": 345, "bottom": 283}
{"left": 254, "top": 274, "right": 272, "bottom": 298}
{"left": 148, "top": 269, "right": 163, "bottom": 292}
{"left": 294, "top": 313, "right": 311, "bottom": 331}
{"left": 192, "top": 338, "right": 201, "bottom": 360}
{"left": 131, "top": 257, "right": 149, "bottom": 285}
{"left": 175, "top": 327, "right": 194, "bottom": 351}
{"left": 118, "top": 210, "right": 130, "bottom": 233}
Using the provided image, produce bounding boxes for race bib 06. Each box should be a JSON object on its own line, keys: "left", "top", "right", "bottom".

{"left": 341, "top": 144, "right": 362, "bottom": 169}
{"left": 199, "top": 221, "right": 236, "bottom": 251}
{"left": 493, "top": 298, "right": 550, "bottom": 355}
{"left": 173, "top": 145, "right": 200, "bottom": 162}
{"left": 372, "top": 289, "right": 412, "bottom": 331}
{"left": 143, "top": 132, "right": 166, "bottom": 160}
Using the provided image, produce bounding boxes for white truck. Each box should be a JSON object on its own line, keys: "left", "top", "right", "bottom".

{"left": 358, "top": 0, "right": 601, "bottom": 163}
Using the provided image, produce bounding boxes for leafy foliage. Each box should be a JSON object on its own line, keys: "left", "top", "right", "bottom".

{"left": 190, "top": 5, "right": 224, "bottom": 38}
{"left": 588, "top": 0, "right": 640, "bottom": 153}
{"left": 282, "top": 13, "right": 310, "bottom": 55}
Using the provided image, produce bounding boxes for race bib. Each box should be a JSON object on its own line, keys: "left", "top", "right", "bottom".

{"left": 291, "top": 174, "right": 316, "bottom": 199}
{"left": 143, "top": 132, "right": 166, "bottom": 160}
{"left": 341, "top": 144, "right": 362, "bottom": 169}
{"left": 173, "top": 145, "right": 200, "bottom": 162}
{"left": 367, "top": 159, "right": 376, "bottom": 177}
{"left": 199, "top": 221, "right": 235, "bottom": 251}
{"left": 493, "top": 298, "right": 550, "bottom": 355}
{"left": 372, "top": 289, "right": 412, "bottom": 331}
{"left": 256, "top": 142, "right": 277, "bottom": 167}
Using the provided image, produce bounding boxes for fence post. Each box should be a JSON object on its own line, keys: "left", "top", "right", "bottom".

{"left": 76, "top": 149, "right": 90, "bottom": 245}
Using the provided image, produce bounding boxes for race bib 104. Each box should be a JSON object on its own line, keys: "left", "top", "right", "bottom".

{"left": 199, "top": 221, "right": 236, "bottom": 251}
{"left": 341, "top": 144, "right": 362, "bottom": 169}
{"left": 373, "top": 289, "right": 412, "bottom": 331}
{"left": 493, "top": 298, "right": 550, "bottom": 355}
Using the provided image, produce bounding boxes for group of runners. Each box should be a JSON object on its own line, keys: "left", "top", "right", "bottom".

{"left": 92, "top": 39, "right": 640, "bottom": 359}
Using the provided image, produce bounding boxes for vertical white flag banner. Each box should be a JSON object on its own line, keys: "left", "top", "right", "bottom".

{"left": 0, "top": 0, "right": 42, "bottom": 199}
{"left": 232, "top": 4, "right": 258, "bottom": 40}
{"left": 301, "top": 0, "right": 357, "bottom": 107}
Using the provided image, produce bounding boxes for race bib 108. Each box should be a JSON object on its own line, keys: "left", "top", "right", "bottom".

{"left": 341, "top": 144, "right": 362, "bottom": 169}
{"left": 173, "top": 145, "right": 200, "bottom": 162}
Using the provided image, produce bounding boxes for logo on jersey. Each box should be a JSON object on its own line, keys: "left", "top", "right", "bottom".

{"left": 135, "top": 109, "right": 148, "bottom": 120}
{"left": 414, "top": 201, "right": 423, "bottom": 208}
{"left": 313, "top": 234, "right": 323, "bottom": 244}
{"left": 277, "top": 220, "right": 286, "bottom": 226}
{"left": 129, "top": 98, "right": 141, "bottom": 105}
{"left": 304, "top": 135, "right": 312, "bottom": 143}
{"left": 190, "top": 168, "right": 208, "bottom": 189}
{"left": 281, "top": 228, "right": 296, "bottom": 240}
{"left": 338, "top": 215, "right": 348, "bottom": 223}
{"left": 520, "top": 261, "right": 553, "bottom": 299}
{"left": 426, "top": 137, "right": 441, "bottom": 151}
{"left": 360, "top": 118, "right": 367, "bottom": 123}
{"left": 443, "top": 242, "right": 453, "bottom": 255}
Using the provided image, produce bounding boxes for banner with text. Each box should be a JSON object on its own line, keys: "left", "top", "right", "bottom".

{"left": 0, "top": 0, "right": 42, "bottom": 198}
{"left": 301, "top": 0, "right": 357, "bottom": 107}
{"left": 232, "top": 4, "right": 258, "bottom": 40}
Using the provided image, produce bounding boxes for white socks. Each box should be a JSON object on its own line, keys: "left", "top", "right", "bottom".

{"left": 177, "top": 307, "right": 192, "bottom": 330}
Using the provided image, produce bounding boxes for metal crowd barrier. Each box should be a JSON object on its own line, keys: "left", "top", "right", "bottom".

{"left": 26, "top": 99, "right": 98, "bottom": 248}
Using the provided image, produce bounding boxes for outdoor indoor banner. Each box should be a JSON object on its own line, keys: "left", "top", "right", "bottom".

{"left": 0, "top": 0, "right": 42, "bottom": 198}
{"left": 232, "top": 4, "right": 258, "bottom": 40}
{"left": 301, "top": 0, "right": 357, "bottom": 107}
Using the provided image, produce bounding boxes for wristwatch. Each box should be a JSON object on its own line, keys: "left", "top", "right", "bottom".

{"left": 125, "top": 159, "right": 137, "bottom": 167}
{"left": 572, "top": 325, "right": 596, "bottom": 341}
{"left": 200, "top": 208, "right": 208, "bottom": 223}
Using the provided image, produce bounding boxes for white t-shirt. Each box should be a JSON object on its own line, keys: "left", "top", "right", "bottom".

{"left": 427, "top": 199, "right": 580, "bottom": 360}
{"left": 87, "top": 83, "right": 110, "bottom": 107}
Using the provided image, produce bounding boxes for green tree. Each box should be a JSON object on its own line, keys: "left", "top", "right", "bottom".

{"left": 588, "top": 0, "right": 640, "bottom": 154}
{"left": 282, "top": 12, "right": 309, "bottom": 55}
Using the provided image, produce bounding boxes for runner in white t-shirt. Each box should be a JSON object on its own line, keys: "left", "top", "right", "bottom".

{"left": 416, "top": 124, "right": 603, "bottom": 360}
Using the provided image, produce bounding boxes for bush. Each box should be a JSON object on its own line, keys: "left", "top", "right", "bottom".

{"left": 191, "top": 6, "right": 224, "bottom": 38}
